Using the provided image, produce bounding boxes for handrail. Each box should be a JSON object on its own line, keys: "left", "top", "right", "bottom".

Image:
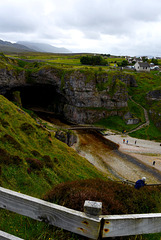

{"left": 0, "top": 187, "right": 161, "bottom": 239}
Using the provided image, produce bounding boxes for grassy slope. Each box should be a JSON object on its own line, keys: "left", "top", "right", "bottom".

{"left": 96, "top": 70, "right": 161, "bottom": 140}
{"left": 0, "top": 95, "right": 108, "bottom": 239}
{"left": 0, "top": 53, "right": 161, "bottom": 239}
{"left": 0, "top": 98, "right": 161, "bottom": 240}
{"left": 127, "top": 71, "right": 161, "bottom": 140}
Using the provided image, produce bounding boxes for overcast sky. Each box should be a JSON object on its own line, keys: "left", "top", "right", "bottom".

{"left": 1, "top": 0, "right": 161, "bottom": 56}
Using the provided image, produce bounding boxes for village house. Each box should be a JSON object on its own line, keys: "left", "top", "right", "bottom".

{"left": 134, "top": 61, "right": 150, "bottom": 72}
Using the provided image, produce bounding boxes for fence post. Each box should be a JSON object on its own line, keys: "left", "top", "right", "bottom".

{"left": 84, "top": 200, "right": 103, "bottom": 240}
{"left": 84, "top": 200, "right": 102, "bottom": 216}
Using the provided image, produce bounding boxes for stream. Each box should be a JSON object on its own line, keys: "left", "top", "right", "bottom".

{"left": 34, "top": 110, "right": 161, "bottom": 183}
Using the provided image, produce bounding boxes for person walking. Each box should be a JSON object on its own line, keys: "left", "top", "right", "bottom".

{"left": 134, "top": 177, "right": 146, "bottom": 189}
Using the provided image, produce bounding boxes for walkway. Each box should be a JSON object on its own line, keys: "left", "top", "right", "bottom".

{"left": 127, "top": 96, "right": 150, "bottom": 134}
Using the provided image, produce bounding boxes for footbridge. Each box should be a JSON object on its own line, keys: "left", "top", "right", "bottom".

{"left": 66, "top": 125, "right": 105, "bottom": 131}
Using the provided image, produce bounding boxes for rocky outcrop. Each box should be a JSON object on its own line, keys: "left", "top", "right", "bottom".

{"left": 55, "top": 129, "right": 77, "bottom": 147}
{"left": 147, "top": 89, "right": 161, "bottom": 100}
{"left": 0, "top": 66, "right": 137, "bottom": 124}
{"left": 0, "top": 68, "right": 26, "bottom": 92}
{"left": 146, "top": 90, "right": 161, "bottom": 131}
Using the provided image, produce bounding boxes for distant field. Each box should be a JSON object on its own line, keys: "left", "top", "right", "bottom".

{"left": 6, "top": 52, "right": 125, "bottom": 70}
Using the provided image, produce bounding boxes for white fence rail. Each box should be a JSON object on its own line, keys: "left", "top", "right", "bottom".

{"left": 0, "top": 230, "right": 23, "bottom": 240}
{"left": 0, "top": 187, "right": 161, "bottom": 239}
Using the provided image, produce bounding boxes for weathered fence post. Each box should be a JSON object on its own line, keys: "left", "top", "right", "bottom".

{"left": 84, "top": 200, "right": 103, "bottom": 240}
{"left": 84, "top": 200, "right": 102, "bottom": 216}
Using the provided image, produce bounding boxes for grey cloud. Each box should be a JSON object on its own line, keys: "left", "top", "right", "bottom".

{"left": 55, "top": 0, "right": 161, "bottom": 37}
{"left": 1, "top": 0, "right": 161, "bottom": 55}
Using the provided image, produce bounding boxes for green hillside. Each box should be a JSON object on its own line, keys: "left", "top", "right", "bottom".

{"left": 0, "top": 95, "right": 106, "bottom": 193}
{"left": 0, "top": 53, "right": 161, "bottom": 239}
{"left": 0, "top": 95, "right": 109, "bottom": 239}
{"left": 1, "top": 97, "right": 161, "bottom": 240}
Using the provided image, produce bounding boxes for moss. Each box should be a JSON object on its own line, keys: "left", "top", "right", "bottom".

{"left": 12, "top": 91, "right": 22, "bottom": 107}
{"left": 60, "top": 71, "right": 65, "bottom": 91}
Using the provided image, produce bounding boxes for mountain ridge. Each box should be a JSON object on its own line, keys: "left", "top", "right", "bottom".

{"left": 0, "top": 39, "right": 71, "bottom": 53}
{"left": 17, "top": 41, "right": 71, "bottom": 53}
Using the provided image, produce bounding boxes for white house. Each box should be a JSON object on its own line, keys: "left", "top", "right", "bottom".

{"left": 134, "top": 61, "right": 150, "bottom": 72}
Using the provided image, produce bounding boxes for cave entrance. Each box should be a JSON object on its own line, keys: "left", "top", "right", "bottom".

{"left": 4, "top": 84, "right": 67, "bottom": 121}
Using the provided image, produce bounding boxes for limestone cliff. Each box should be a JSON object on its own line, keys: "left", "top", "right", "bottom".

{"left": 0, "top": 65, "right": 137, "bottom": 124}
{"left": 147, "top": 89, "right": 161, "bottom": 131}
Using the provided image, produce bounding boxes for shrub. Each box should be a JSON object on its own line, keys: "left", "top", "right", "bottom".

{"left": 31, "top": 150, "right": 42, "bottom": 158}
{"left": 26, "top": 158, "right": 44, "bottom": 171}
{"left": 80, "top": 55, "right": 107, "bottom": 66}
{"left": 0, "top": 148, "right": 22, "bottom": 165}
{"left": 42, "top": 155, "right": 53, "bottom": 168}
{"left": 0, "top": 118, "right": 10, "bottom": 128}
{"left": 1, "top": 134, "right": 22, "bottom": 150}
{"left": 20, "top": 123, "right": 35, "bottom": 135}
{"left": 43, "top": 179, "right": 159, "bottom": 215}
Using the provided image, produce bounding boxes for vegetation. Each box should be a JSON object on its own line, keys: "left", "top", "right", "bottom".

{"left": 117, "top": 59, "right": 129, "bottom": 67}
{"left": 80, "top": 55, "right": 107, "bottom": 66}
{"left": 0, "top": 95, "right": 108, "bottom": 239}
{"left": 44, "top": 179, "right": 161, "bottom": 215}
{"left": 0, "top": 52, "right": 161, "bottom": 239}
{"left": 43, "top": 179, "right": 161, "bottom": 240}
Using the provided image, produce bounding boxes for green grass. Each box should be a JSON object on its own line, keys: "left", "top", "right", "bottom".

{"left": 128, "top": 71, "right": 161, "bottom": 107}
{"left": 130, "top": 118, "right": 161, "bottom": 141}
{"left": 0, "top": 50, "right": 161, "bottom": 238}
{"left": 0, "top": 95, "right": 108, "bottom": 239}
{"left": 127, "top": 99, "right": 145, "bottom": 122}
{"left": 95, "top": 115, "right": 141, "bottom": 133}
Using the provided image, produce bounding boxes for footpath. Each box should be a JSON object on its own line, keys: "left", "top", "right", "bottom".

{"left": 127, "top": 96, "right": 150, "bottom": 134}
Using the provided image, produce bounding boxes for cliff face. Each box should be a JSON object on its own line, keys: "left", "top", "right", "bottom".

{"left": 0, "top": 66, "right": 137, "bottom": 124}
{"left": 147, "top": 90, "right": 161, "bottom": 131}
{"left": 0, "top": 68, "right": 26, "bottom": 94}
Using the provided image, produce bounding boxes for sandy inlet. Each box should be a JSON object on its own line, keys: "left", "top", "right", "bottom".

{"left": 73, "top": 130, "right": 161, "bottom": 184}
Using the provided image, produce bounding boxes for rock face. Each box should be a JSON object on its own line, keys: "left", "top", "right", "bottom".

{"left": 55, "top": 130, "right": 77, "bottom": 147}
{"left": 0, "top": 66, "right": 137, "bottom": 124}
{"left": 147, "top": 90, "right": 161, "bottom": 131}
{"left": 147, "top": 90, "right": 161, "bottom": 100}
{"left": 0, "top": 68, "right": 26, "bottom": 94}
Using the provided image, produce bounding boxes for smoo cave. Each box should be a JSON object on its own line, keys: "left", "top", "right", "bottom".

{"left": 4, "top": 84, "right": 68, "bottom": 121}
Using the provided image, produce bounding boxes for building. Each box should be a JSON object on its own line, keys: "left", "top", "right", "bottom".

{"left": 134, "top": 61, "right": 150, "bottom": 72}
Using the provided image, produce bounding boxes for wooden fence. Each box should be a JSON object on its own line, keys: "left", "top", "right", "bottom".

{"left": 0, "top": 186, "right": 161, "bottom": 239}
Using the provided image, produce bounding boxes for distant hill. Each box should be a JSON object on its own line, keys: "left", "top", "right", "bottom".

{"left": 0, "top": 39, "right": 34, "bottom": 53}
{"left": 17, "top": 41, "right": 71, "bottom": 53}
{"left": 0, "top": 39, "right": 71, "bottom": 54}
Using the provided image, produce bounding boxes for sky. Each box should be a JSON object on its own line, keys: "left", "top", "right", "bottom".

{"left": 1, "top": 0, "right": 161, "bottom": 56}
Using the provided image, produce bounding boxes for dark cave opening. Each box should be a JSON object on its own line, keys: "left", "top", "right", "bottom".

{"left": 4, "top": 84, "right": 67, "bottom": 118}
